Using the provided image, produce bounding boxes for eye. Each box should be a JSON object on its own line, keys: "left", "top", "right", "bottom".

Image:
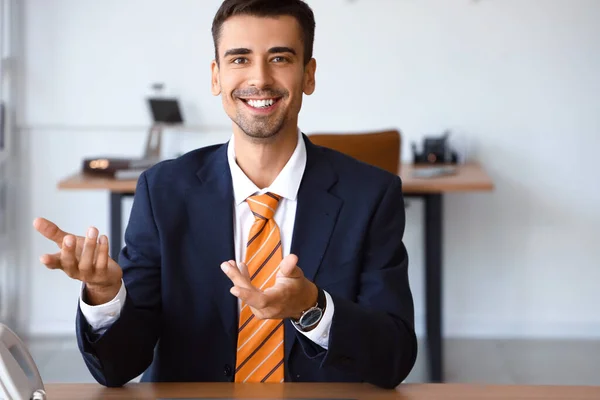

{"left": 232, "top": 57, "right": 248, "bottom": 64}
{"left": 272, "top": 56, "right": 288, "bottom": 63}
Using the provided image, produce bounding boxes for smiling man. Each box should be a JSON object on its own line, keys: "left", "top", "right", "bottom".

{"left": 33, "top": 0, "right": 417, "bottom": 389}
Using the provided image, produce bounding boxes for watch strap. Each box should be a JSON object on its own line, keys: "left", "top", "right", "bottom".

{"left": 292, "top": 286, "right": 326, "bottom": 330}
{"left": 315, "top": 286, "right": 326, "bottom": 311}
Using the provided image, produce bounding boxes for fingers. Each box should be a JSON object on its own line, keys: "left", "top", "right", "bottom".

{"left": 239, "top": 262, "right": 251, "bottom": 280}
{"left": 33, "top": 217, "right": 67, "bottom": 248}
{"left": 221, "top": 259, "right": 298, "bottom": 319}
{"left": 221, "top": 261, "right": 253, "bottom": 289}
{"left": 40, "top": 252, "right": 62, "bottom": 270}
{"left": 79, "top": 227, "right": 98, "bottom": 278}
{"left": 233, "top": 286, "right": 280, "bottom": 319}
{"left": 230, "top": 286, "right": 269, "bottom": 309}
{"left": 60, "top": 235, "right": 78, "bottom": 278}
{"left": 278, "top": 254, "right": 302, "bottom": 278}
{"left": 40, "top": 225, "right": 111, "bottom": 285}
{"left": 223, "top": 258, "right": 305, "bottom": 319}
{"left": 95, "top": 235, "right": 109, "bottom": 271}
{"left": 222, "top": 260, "right": 275, "bottom": 312}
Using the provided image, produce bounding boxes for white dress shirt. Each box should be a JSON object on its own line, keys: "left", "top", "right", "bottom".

{"left": 80, "top": 128, "right": 334, "bottom": 349}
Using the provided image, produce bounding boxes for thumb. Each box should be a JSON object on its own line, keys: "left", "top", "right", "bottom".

{"left": 278, "top": 254, "right": 300, "bottom": 277}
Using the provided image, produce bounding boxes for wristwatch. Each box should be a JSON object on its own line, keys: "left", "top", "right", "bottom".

{"left": 291, "top": 287, "right": 326, "bottom": 331}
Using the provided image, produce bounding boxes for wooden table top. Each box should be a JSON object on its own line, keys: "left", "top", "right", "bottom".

{"left": 44, "top": 382, "right": 600, "bottom": 399}
{"left": 400, "top": 163, "right": 494, "bottom": 193}
{"left": 58, "top": 163, "right": 494, "bottom": 194}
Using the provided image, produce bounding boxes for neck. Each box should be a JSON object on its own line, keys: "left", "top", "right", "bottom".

{"left": 233, "top": 125, "right": 298, "bottom": 189}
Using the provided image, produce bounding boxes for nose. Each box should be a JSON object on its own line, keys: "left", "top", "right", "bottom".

{"left": 247, "top": 60, "right": 274, "bottom": 89}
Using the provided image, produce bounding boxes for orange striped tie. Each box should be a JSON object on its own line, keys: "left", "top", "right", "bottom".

{"left": 235, "top": 192, "right": 285, "bottom": 383}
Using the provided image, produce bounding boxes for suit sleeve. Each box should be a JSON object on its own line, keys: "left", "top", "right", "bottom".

{"left": 294, "top": 175, "right": 417, "bottom": 388}
{"left": 76, "top": 172, "right": 162, "bottom": 387}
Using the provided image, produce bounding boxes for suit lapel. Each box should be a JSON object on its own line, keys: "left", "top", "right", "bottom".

{"left": 186, "top": 144, "right": 238, "bottom": 338}
{"left": 285, "top": 136, "right": 342, "bottom": 360}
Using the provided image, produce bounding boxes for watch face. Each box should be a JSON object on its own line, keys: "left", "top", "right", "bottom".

{"left": 300, "top": 308, "right": 322, "bottom": 328}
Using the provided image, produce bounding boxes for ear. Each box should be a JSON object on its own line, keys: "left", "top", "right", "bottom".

{"left": 211, "top": 59, "right": 221, "bottom": 96}
{"left": 303, "top": 58, "right": 316, "bottom": 96}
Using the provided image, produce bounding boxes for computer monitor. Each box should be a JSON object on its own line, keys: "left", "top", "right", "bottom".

{"left": 147, "top": 98, "right": 184, "bottom": 125}
{"left": 142, "top": 98, "right": 184, "bottom": 160}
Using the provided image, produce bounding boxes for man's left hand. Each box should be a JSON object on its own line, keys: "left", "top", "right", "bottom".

{"left": 221, "top": 254, "right": 318, "bottom": 321}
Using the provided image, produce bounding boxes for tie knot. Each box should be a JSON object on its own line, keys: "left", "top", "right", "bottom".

{"left": 246, "top": 192, "right": 281, "bottom": 221}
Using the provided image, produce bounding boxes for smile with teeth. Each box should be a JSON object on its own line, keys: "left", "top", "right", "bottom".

{"left": 244, "top": 98, "right": 278, "bottom": 109}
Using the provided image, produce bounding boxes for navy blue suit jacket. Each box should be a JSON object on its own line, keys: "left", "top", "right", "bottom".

{"left": 76, "top": 135, "right": 417, "bottom": 388}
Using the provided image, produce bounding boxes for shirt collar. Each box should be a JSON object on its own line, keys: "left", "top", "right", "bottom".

{"left": 227, "top": 128, "right": 306, "bottom": 206}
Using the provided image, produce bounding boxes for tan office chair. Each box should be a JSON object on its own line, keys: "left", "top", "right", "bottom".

{"left": 308, "top": 130, "right": 401, "bottom": 174}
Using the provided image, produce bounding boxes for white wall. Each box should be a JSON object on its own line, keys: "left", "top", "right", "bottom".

{"left": 0, "top": 0, "right": 22, "bottom": 331}
{"left": 18, "top": 0, "right": 600, "bottom": 337}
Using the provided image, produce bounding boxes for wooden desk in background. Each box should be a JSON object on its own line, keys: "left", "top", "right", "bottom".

{"left": 57, "top": 162, "right": 494, "bottom": 383}
{"left": 45, "top": 382, "right": 600, "bottom": 400}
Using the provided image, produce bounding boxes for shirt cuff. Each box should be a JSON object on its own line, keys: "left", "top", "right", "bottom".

{"left": 294, "top": 290, "right": 334, "bottom": 350}
{"left": 79, "top": 279, "right": 126, "bottom": 334}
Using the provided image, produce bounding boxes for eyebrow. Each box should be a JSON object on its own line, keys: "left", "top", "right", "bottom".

{"left": 223, "top": 46, "right": 297, "bottom": 58}
{"left": 223, "top": 48, "right": 251, "bottom": 58}
{"left": 268, "top": 46, "right": 296, "bottom": 55}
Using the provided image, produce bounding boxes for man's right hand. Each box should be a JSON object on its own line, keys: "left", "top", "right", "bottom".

{"left": 33, "top": 217, "right": 123, "bottom": 305}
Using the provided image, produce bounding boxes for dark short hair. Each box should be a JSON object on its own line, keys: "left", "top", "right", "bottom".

{"left": 212, "top": 0, "right": 316, "bottom": 65}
